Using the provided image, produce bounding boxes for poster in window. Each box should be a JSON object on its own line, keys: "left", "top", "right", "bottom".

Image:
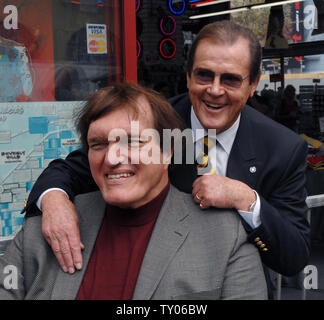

{"left": 0, "top": 0, "right": 55, "bottom": 102}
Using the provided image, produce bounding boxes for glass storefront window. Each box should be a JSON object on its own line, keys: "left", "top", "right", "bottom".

{"left": 230, "top": 1, "right": 324, "bottom": 140}
{"left": 232, "top": 0, "right": 324, "bottom": 48}
{"left": 0, "top": 0, "right": 127, "bottom": 242}
{"left": 258, "top": 54, "right": 324, "bottom": 137}
{"left": 0, "top": 0, "right": 124, "bottom": 103}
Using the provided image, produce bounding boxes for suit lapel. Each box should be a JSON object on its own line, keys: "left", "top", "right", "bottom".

{"left": 169, "top": 162, "right": 197, "bottom": 194}
{"left": 132, "top": 185, "right": 190, "bottom": 300}
{"left": 50, "top": 192, "right": 106, "bottom": 300}
{"left": 170, "top": 95, "right": 197, "bottom": 193}
{"left": 227, "top": 106, "right": 258, "bottom": 188}
{"left": 169, "top": 134, "right": 197, "bottom": 194}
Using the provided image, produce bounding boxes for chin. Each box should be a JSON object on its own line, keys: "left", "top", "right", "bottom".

{"left": 106, "top": 199, "right": 130, "bottom": 208}
{"left": 105, "top": 191, "right": 143, "bottom": 207}
{"left": 200, "top": 119, "right": 223, "bottom": 131}
{"left": 101, "top": 192, "right": 125, "bottom": 205}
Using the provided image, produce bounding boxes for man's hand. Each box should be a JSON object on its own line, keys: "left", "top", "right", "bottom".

{"left": 41, "top": 191, "right": 84, "bottom": 274}
{"left": 192, "top": 174, "right": 256, "bottom": 211}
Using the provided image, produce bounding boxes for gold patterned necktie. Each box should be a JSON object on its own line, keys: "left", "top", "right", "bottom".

{"left": 196, "top": 136, "right": 217, "bottom": 175}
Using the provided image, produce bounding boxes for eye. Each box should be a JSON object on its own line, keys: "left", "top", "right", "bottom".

{"left": 129, "top": 138, "right": 145, "bottom": 148}
{"left": 221, "top": 73, "right": 243, "bottom": 88}
{"left": 89, "top": 142, "right": 108, "bottom": 150}
{"left": 194, "top": 69, "right": 214, "bottom": 84}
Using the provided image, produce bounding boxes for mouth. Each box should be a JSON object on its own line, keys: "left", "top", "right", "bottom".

{"left": 106, "top": 172, "right": 135, "bottom": 180}
{"left": 203, "top": 101, "right": 226, "bottom": 110}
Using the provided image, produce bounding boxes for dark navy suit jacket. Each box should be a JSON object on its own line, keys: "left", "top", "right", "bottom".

{"left": 24, "top": 93, "right": 310, "bottom": 276}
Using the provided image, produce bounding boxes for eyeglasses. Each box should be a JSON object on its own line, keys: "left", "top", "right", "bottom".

{"left": 192, "top": 68, "right": 249, "bottom": 89}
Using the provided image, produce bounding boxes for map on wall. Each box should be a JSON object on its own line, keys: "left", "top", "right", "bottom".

{"left": 0, "top": 101, "right": 83, "bottom": 250}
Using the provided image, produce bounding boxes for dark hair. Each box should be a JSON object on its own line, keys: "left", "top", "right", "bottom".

{"left": 77, "top": 82, "right": 185, "bottom": 151}
{"left": 186, "top": 20, "right": 262, "bottom": 84}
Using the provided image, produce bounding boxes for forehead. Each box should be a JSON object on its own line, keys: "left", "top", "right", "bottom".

{"left": 193, "top": 37, "right": 251, "bottom": 73}
{"left": 88, "top": 95, "right": 154, "bottom": 135}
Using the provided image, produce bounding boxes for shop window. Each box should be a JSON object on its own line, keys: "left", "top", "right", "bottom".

{"left": 0, "top": 0, "right": 125, "bottom": 242}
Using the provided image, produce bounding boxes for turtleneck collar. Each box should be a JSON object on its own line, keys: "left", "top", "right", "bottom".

{"left": 106, "top": 182, "right": 170, "bottom": 226}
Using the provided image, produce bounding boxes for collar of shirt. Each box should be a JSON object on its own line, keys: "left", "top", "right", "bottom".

{"left": 190, "top": 106, "right": 241, "bottom": 156}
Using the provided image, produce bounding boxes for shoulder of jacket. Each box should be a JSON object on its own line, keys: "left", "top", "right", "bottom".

{"left": 74, "top": 191, "right": 102, "bottom": 205}
{"left": 243, "top": 105, "right": 306, "bottom": 146}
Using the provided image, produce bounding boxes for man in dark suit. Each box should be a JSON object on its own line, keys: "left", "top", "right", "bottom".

{"left": 23, "top": 21, "right": 310, "bottom": 280}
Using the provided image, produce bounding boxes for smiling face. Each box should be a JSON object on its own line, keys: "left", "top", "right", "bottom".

{"left": 87, "top": 96, "right": 170, "bottom": 209}
{"left": 187, "top": 37, "right": 260, "bottom": 133}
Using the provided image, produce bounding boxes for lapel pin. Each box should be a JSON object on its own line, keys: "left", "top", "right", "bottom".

{"left": 249, "top": 166, "right": 256, "bottom": 173}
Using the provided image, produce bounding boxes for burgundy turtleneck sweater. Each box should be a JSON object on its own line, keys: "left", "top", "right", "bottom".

{"left": 76, "top": 183, "right": 170, "bottom": 300}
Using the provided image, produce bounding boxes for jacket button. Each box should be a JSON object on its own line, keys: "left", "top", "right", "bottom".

{"left": 257, "top": 241, "right": 263, "bottom": 246}
{"left": 263, "top": 248, "right": 268, "bottom": 252}
{"left": 260, "top": 244, "right": 266, "bottom": 248}
{"left": 254, "top": 237, "right": 260, "bottom": 242}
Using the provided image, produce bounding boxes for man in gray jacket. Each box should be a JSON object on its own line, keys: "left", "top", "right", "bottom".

{"left": 0, "top": 83, "right": 267, "bottom": 300}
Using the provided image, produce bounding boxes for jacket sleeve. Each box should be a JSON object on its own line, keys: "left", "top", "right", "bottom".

{"left": 23, "top": 149, "right": 98, "bottom": 216}
{"left": 221, "top": 218, "right": 268, "bottom": 300}
{"left": 247, "top": 139, "right": 310, "bottom": 276}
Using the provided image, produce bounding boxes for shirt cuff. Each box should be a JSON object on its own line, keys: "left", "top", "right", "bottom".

{"left": 36, "top": 188, "right": 69, "bottom": 211}
{"left": 237, "top": 190, "right": 261, "bottom": 229}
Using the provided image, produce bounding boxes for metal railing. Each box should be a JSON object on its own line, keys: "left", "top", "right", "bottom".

{"left": 276, "top": 194, "right": 324, "bottom": 300}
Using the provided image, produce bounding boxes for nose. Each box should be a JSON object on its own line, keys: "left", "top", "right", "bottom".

{"left": 104, "top": 142, "right": 128, "bottom": 166}
{"left": 206, "top": 76, "right": 225, "bottom": 96}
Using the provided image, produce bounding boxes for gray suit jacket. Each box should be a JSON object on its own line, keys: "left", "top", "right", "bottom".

{"left": 0, "top": 186, "right": 267, "bottom": 300}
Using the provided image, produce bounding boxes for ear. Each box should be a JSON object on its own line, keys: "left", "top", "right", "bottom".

{"left": 249, "top": 74, "right": 261, "bottom": 98}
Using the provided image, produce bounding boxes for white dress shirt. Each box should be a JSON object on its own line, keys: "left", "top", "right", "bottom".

{"left": 191, "top": 107, "right": 261, "bottom": 229}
